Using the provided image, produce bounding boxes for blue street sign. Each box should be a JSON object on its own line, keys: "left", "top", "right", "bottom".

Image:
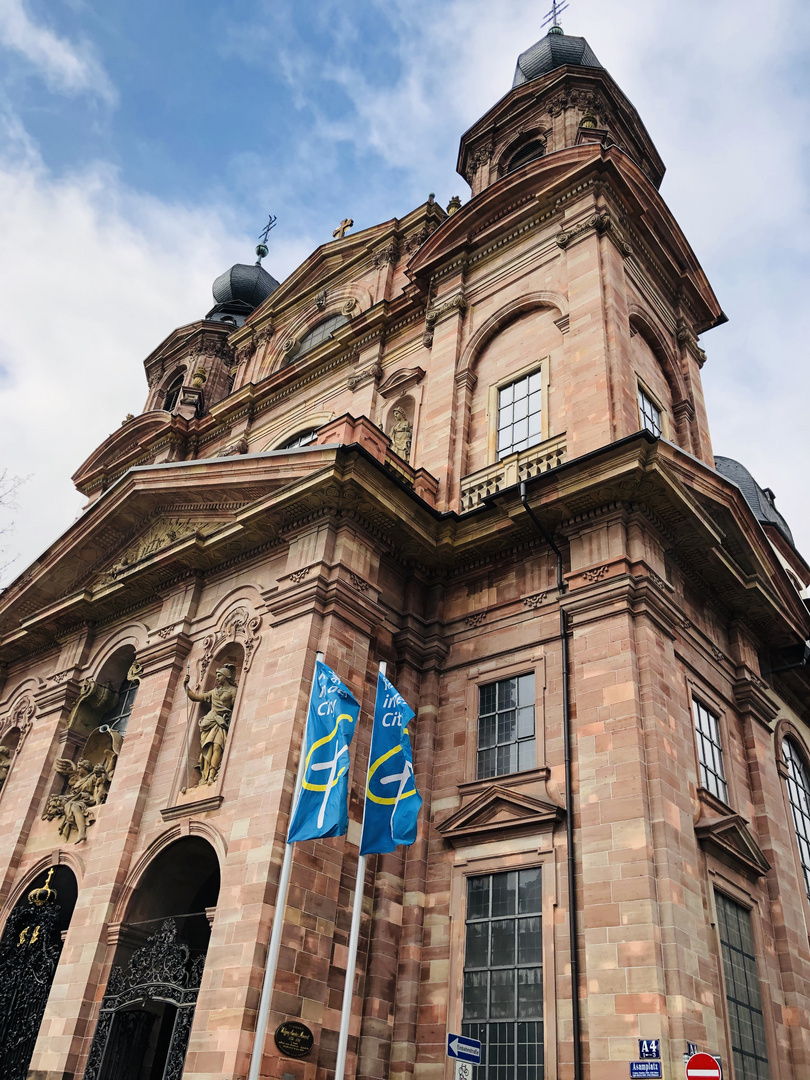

{"left": 630, "top": 1064, "right": 662, "bottom": 1079}
{"left": 447, "top": 1034, "right": 482, "bottom": 1063}
{"left": 639, "top": 1040, "right": 660, "bottom": 1059}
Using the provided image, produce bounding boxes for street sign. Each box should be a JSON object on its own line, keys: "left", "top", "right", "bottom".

{"left": 630, "top": 1064, "right": 662, "bottom": 1079}
{"left": 447, "top": 1034, "right": 482, "bottom": 1064}
{"left": 454, "top": 1060, "right": 474, "bottom": 1080}
{"left": 687, "top": 1044, "right": 698, "bottom": 1057}
{"left": 639, "top": 1040, "right": 661, "bottom": 1059}
{"left": 686, "top": 1052, "right": 722, "bottom": 1080}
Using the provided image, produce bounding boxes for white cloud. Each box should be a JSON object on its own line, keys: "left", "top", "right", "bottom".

{"left": 0, "top": 112, "right": 308, "bottom": 581}
{"left": 0, "top": 0, "right": 116, "bottom": 102}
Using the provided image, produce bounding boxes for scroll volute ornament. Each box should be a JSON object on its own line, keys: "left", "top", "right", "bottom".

{"left": 197, "top": 606, "right": 262, "bottom": 684}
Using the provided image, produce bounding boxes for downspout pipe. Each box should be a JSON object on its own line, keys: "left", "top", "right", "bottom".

{"left": 519, "top": 481, "right": 581, "bottom": 1080}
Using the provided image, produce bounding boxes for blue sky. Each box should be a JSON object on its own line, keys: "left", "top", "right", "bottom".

{"left": 1, "top": 0, "right": 809, "bottom": 577}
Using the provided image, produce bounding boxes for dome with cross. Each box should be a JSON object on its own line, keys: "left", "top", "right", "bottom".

{"left": 513, "top": 27, "right": 602, "bottom": 87}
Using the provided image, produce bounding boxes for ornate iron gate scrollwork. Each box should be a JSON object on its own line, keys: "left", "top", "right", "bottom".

{"left": 0, "top": 869, "right": 65, "bottom": 1080}
{"left": 84, "top": 919, "right": 205, "bottom": 1080}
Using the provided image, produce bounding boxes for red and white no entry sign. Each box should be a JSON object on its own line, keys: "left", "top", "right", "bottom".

{"left": 686, "top": 1052, "right": 722, "bottom": 1079}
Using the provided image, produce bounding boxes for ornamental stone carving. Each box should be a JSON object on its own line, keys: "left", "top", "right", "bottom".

{"left": 43, "top": 737, "right": 119, "bottom": 844}
{"left": 183, "top": 663, "right": 237, "bottom": 787}
{"left": 372, "top": 243, "right": 399, "bottom": 268}
{"left": 388, "top": 407, "right": 413, "bottom": 461}
{"left": 198, "top": 605, "right": 262, "bottom": 683}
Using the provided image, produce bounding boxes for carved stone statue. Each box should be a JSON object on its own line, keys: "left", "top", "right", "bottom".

{"left": 0, "top": 745, "right": 11, "bottom": 791}
{"left": 183, "top": 664, "right": 237, "bottom": 786}
{"left": 44, "top": 753, "right": 116, "bottom": 844}
{"left": 389, "top": 407, "right": 413, "bottom": 461}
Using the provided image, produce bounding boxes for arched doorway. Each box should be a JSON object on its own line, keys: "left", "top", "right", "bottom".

{"left": 0, "top": 864, "right": 79, "bottom": 1080}
{"left": 84, "top": 837, "right": 220, "bottom": 1080}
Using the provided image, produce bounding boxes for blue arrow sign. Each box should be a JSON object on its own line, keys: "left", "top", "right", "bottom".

{"left": 447, "top": 1034, "right": 482, "bottom": 1063}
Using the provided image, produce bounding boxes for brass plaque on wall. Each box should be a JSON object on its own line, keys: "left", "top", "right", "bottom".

{"left": 274, "top": 1020, "right": 315, "bottom": 1059}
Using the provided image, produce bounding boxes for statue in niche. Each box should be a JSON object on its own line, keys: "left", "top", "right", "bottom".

{"left": 44, "top": 753, "right": 116, "bottom": 844}
{"left": 183, "top": 663, "right": 237, "bottom": 786}
{"left": 0, "top": 745, "right": 11, "bottom": 791}
{"left": 388, "top": 406, "right": 413, "bottom": 461}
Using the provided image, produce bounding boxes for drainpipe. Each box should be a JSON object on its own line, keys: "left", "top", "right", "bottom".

{"left": 519, "top": 481, "right": 581, "bottom": 1080}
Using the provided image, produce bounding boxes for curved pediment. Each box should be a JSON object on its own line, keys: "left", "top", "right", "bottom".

{"left": 408, "top": 144, "right": 724, "bottom": 334}
{"left": 72, "top": 412, "right": 178, "bottom": 497}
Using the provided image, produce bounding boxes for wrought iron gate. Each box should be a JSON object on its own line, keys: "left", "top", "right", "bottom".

{"left": 0, "top": 873, "right": 65, "bottom": 1080}
{"left": 84, "top": 919, "right": 204, "bottom": 1080}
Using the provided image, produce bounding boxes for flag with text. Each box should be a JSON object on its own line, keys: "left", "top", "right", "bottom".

{"left": 360, "top": 672, "right": 421, "bottom": 855}
{"left": 287, "top": 660, "right": 361, "bottom": 843}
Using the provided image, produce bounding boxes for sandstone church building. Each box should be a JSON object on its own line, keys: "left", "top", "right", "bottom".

{"left": 1, "top": 21, "right": 810, "bottom": 1080}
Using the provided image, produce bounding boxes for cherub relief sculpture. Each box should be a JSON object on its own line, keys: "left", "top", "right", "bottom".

{"left": 183, "top": 663, "right": 237, "bottom": 786}
{"left": 43, "top": 729, "right": 121, "bottom": 843}
{"left": 44, "top": 754, "right": 116, "bottom": 844}
{"left": 388, "top": 406, "right": 413, "bottom": 461}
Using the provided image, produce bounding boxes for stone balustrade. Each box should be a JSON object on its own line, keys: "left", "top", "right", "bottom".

{"left": 459, "top": 434, "right": 567, "bottom": 511}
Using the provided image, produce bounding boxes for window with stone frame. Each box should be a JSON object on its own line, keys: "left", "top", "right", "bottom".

{"left": 298, "top": 313, "right": 348, "bottom": 357}
{"left": 99, "top": 676, "right": 139, "bottom": 737}
{"left": 637, "top": 385, "right": 662, "bottom": 437}
{"left": 692, "top": 698, "right": 729, "bottom": 803}
{"left": 497, "top": 370, "right": 543, "bottom": 462}
{"left": 163, "top": 375, "right": 184, "bottom": 412}
{"left": 715, "top": 891, "right": 771, "bottom": 1080}
{"left": 462, "top": 868, "right": 543, "bottom": 1080}
{"left": 782, "top": 737, "right": 810, "bottom": 901}
{"left": 280, "top": 428, "right": 319, "bottom": 449}
{"left": 477, "top": 675, "right": 535, "bottom": 780}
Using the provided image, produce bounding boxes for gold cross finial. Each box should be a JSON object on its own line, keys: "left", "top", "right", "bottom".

{"left": 333, "top": 218, "right": 354, "bottom": 240}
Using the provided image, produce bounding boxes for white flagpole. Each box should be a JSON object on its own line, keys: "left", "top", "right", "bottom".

{"left": 248, "top": 651, "right": 324, "bottom": 1080}
{"left": 334, "top": 660, "right": 386, "bottom": 1080}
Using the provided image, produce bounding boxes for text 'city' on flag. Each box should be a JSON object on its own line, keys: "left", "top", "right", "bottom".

{"left": 360, "top": 671, "right": 421, "bottom": 855}
{"left": 287, "top": 660, "right": 361, "bottom": 843}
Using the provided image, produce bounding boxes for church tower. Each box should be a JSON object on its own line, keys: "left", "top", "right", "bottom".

{"left": 0, "top": 19, "right": 809, "bottom": 1080}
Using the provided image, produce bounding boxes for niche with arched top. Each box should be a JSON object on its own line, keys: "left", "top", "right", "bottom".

{"left": 0, "top": 864, "right": 79, "bottom": 1080}
{"left": 0, "top": 726, "right": 22, "bottom": 798}
{"left": 44, "top": 646, "right": 142, "bottom": 845}
{"left": 181, "top": 642, "right": 244, "bottom": 797}
{"left": 386, "top": 396, "right": 415, "bottom": 462}
{"left": 85, "top": 838, "right": 220, "bottom": 1080}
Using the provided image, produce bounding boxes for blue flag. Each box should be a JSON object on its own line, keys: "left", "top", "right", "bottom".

{"left": 360, "top": 672, "right": 421, "bottom": 855}
{"left": 287, "top": 660, "right": 361, "bottom": 843}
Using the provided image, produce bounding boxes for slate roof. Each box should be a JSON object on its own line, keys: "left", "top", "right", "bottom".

{"left": 714, "top": 456, "right": 795, "bottom": 548}
{"left": 513, "top": 31, "right": 602, "bottom": 87}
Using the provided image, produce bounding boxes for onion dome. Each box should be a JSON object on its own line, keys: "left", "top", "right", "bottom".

{"left": 206, "top": 262, "right": 279, "bottom": 327}
{"left": 513, "top": 28, "right": 602, "bottom": 87}
{"left": 714, "top": 456, "right": 795, "bottom": 548}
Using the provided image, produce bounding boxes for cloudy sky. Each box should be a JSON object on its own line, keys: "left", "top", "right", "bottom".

{"left": 0, "top": 0, "right": 808, "bottom": 581}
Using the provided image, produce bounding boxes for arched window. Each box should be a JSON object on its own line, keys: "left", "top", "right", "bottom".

{"left": 782, "top": 737, "right": 810, "bottom": 899}
{"left": 506, "top": 140, "right": 545, "bottom": 174}
{"left": 163, "top": 375, "right": 184, "bottom": 411}
{"left": 297, "top": 313, "right": 348, "bottom": 357}
{"left": 280, "top": 429, "right": 319, "bottom": 450}
{"left": 98, "top": 675, "right": 139, "bottom": 737}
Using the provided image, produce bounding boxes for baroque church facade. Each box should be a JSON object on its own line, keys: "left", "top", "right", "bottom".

{"left": 1, "top": 23, "right": 809, "bottom": 1080}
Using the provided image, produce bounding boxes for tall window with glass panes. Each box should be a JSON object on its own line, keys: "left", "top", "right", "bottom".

{"left": 462, "top": 869, "right": 543, "bottom": 1080}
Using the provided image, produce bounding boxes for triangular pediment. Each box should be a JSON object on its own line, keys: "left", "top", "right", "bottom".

{"left": 695, "top": 813, "right": 771, "bottom": 880}
{"left": 436, "top": 784, "right": 564, "bottom": 847}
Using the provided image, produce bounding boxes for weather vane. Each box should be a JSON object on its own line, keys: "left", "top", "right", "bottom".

{"left": 542, "top": 0, "right": 569, "bottom": 32}
{"left": 256, "top": 213, "right": 278, "bottom": 263}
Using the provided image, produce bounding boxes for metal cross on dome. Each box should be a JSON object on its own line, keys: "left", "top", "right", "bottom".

{"left": 258, "top": 214, "right": 278, "bottom": 245}
{"left": 542, "top": 0, "right": 569, "bottom": 31}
